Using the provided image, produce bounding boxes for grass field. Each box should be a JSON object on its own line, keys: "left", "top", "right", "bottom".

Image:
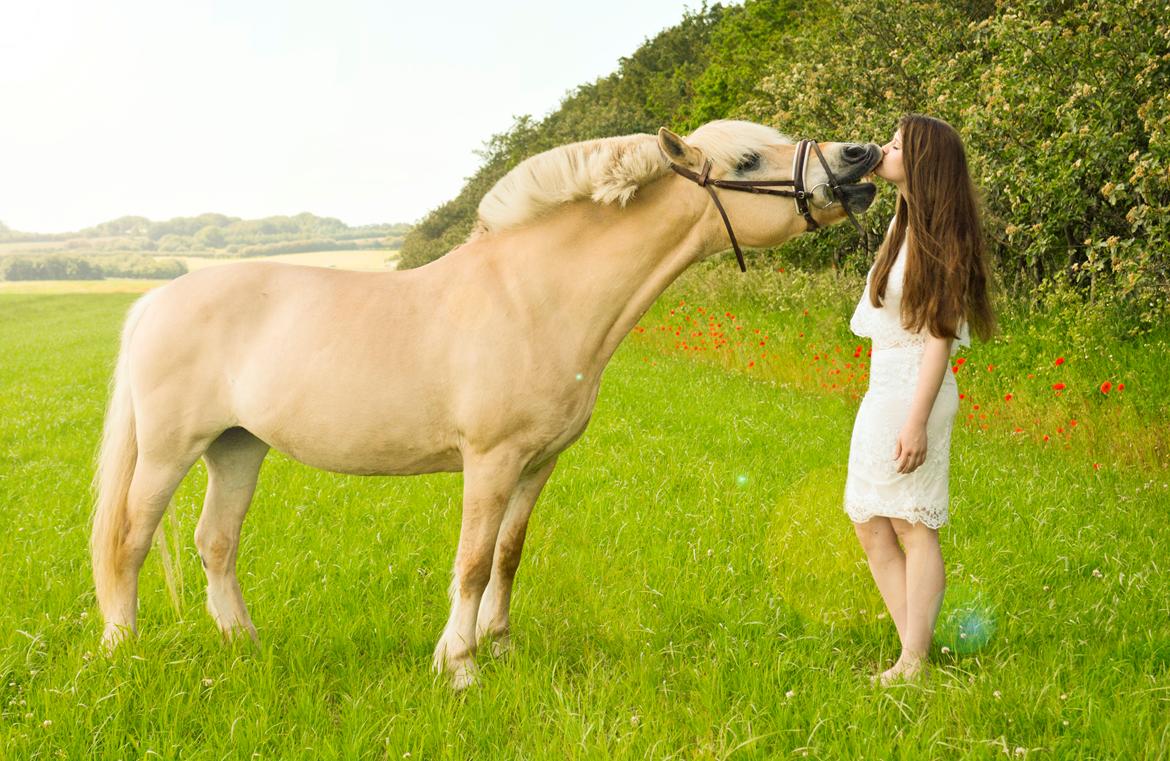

{"left": 1, "top": 287, "right": 1167, "bottom": 759}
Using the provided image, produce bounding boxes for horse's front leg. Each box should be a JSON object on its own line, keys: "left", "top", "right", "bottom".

{"left": 476, "top": 455, "right": 558, "bottom": 657}
{"left": 433, "top": 449, "right": 524, "bottom": 690}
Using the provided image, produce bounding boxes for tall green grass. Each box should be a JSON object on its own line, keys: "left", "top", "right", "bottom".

{"left": 0, "top": 290, "right": 1166, "bottom": 759}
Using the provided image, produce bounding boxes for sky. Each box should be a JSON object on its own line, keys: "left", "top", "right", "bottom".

{"left": 0, "top": 0, "right": 705, "bottom": 233}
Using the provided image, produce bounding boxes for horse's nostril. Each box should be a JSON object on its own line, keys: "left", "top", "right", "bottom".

{"left": 843, "top": 144, "right": 868, "bottom": 162}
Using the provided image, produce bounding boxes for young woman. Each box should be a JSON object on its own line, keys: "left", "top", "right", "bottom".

{"left": 844, "top": 114, "right": 995, "bottom": 685}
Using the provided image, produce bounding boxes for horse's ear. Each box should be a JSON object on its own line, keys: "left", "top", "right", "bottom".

{"left": 657, "top": 127, "right": 703, "bottom": 170}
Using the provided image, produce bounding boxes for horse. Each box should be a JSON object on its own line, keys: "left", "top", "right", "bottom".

{"left": 91, "top": 119, "right": 881, "bottom": 689}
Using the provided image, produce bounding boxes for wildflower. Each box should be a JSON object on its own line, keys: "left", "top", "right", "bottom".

{"left": 951, "top": 365, "right": 960, "bottom": 374}
{"left": 957, "top": 357, "right": 967, "bottom": 366}
{"left": 1117, "top": 382, "right": 1125, "bottom": 391}
{"left": 1043, "top": 434, "right": 1050, "bottom": 442}
{"left": 748, "top": 361, "right": 755, "bottom": 368}
{"left": 1004, "top": 393, "right": 1013, "bottom": 401}
{"left": 785, "top": 690, "right": 796, "bottom": 699}
{"left": 1093, "top": 463, "right": 1100, "bottom": 470}
{"left": 1100, "top": 380, "right": 1112, "bottom": 394}
{"left": 1055, "top": 356, "right": 1065, "bottom": 366}
{"left": 1052, "top": 383, "right": 1065, "bottom": 391}
{"left": 987, "top": 364, "right": 994, "bottom": 372}
{"left": 1092, "top": 568, "right": 1103, "bottom": 578}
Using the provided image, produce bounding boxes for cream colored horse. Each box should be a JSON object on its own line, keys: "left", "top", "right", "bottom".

{"left": 92, "top": 120, "right": 881, "bottom": 689}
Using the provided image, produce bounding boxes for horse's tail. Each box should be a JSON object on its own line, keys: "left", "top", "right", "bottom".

{"left": 91, "top": 291, "right": 156, "bottom": 620}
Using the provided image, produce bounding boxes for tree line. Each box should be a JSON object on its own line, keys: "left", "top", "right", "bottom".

{"left": 0, "top": 213, "right": 410, "bottom": 257}
{"left": 0, "top": 255, "right": 187, "bottom": 281}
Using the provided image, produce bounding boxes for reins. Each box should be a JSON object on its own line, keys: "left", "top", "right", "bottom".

{"left": 666, "top": 138, "right": 869, "bottom": 272}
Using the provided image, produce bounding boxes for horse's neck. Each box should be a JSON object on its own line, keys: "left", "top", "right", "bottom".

{"left": 474, "top": 178, "right": 718, "bottom": 374}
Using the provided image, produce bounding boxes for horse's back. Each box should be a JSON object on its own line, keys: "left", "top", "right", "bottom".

{"left": 125, "top": 261, "right": 465, "bottom": 474}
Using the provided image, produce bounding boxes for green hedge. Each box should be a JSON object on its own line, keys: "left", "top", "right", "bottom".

{"left": 398, "top": 0, "right": 1169, "bottom": 336}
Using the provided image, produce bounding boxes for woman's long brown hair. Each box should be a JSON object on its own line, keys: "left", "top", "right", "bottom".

{"left": 869, "top": 114, "right": 996, "bottom": 344}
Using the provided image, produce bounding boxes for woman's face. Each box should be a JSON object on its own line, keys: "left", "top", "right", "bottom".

{"left": 875, "top": 129, "right": 906, "bottom": 186}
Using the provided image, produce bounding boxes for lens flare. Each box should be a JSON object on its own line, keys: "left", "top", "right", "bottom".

{"left": 938, "top": 586, "right": 997, "bottom": 655}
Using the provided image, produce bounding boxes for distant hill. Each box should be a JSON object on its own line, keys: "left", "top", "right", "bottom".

{"left": 0, "top": 213, "right": 412, "bottom": 257}
{"left": 0, "top": 213, "right": 412, "bottom": 282}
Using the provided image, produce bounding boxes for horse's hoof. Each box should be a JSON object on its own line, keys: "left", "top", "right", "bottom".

{"left": 488, "top": 634, "right": 513, "bottom": 659}
{"left": 451, "top": 662, "right": 479, "bottom": 691}
{"left": 100, "top": 623, "right": 134, "bottom": 655}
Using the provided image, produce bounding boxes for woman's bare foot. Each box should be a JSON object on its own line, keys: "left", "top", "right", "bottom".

{"left": 871, "top": 655, "right": 926, "bottom": 686}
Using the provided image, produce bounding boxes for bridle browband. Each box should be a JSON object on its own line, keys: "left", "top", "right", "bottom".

{"left": 665, "top": 138, "right": 868, "bottom": 272}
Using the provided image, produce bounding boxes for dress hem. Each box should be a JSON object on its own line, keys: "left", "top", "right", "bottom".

{"left": 844, "top": 505, "right": 948, "bottom": 530}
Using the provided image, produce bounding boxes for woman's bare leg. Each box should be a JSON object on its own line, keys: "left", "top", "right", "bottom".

{"left": 886, "top": 517, "right": 945, "bottom": 681}
{"left": 853, "top": 517, "right": 909, "bottom": 645}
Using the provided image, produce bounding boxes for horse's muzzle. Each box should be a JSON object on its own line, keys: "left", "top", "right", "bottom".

{"left": 835, "top": 143, "right": 883, "bottom": 214}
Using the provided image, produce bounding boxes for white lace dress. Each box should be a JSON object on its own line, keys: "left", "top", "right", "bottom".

{"left": 843, "top": 239, "right": 970, "bottom": 529}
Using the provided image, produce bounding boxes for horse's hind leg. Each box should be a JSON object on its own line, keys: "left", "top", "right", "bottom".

{"left": 100, "top": 452, "right": 200, "bottom": 650}
{"left": 433, "top": 450, "right": 524, "bottom": 690}
{"left": 476, "top": 455, "right": 558, "bottom": 656}
{"left": 195, "top": 428, "right": 268, "bottom": 641}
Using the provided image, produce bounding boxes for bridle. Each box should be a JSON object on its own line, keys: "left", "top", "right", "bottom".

{"left": 665, "top": 138, "right": 868, "bottom": 272}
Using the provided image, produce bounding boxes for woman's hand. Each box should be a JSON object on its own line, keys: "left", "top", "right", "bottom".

{"left": 894, "top": 422, "right": 928, "bottom": 474}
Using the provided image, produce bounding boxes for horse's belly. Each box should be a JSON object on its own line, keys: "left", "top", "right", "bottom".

{"left": 259, "top": 424, "right": 463, "bottom": 476}
{"left": 238, "top": 382, "right": 463, "bottom": 475}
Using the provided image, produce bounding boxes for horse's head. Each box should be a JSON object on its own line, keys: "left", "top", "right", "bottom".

{"left": 657, "top": 121, "right": 881, "bottom": 256}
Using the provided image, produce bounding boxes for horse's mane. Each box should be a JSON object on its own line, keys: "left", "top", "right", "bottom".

{"left": 472, "top": 120, "right": 792, "bottom": 237}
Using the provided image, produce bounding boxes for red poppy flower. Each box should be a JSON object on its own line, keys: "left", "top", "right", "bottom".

{"left": 1052, "top": 382, "right": 1066, "bottom": 391}
{"left": 951, "top": 365, "right": 960, "bottom": 374}
{"left": 987, "top": 364, "right": 995, "bottom": 372}
{"left": 1004, "top": 393, "right": 1013, "bottom": 401}
{"left": 1100, "top": 381, "right": 1112, "bottom": 394}
{"left": 1055, "top": 356, "right": 1065, "bottom": 366}
{"left": 957, "top": 357, "right": 967, "bottom": 366}
{"left": 1117, "top": 382, "right": 1125, "bottom": 391}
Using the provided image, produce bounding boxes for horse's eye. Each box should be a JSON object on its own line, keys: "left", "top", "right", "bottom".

{"left": 735, "top": 153, "right": 761, "bottom": 173}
